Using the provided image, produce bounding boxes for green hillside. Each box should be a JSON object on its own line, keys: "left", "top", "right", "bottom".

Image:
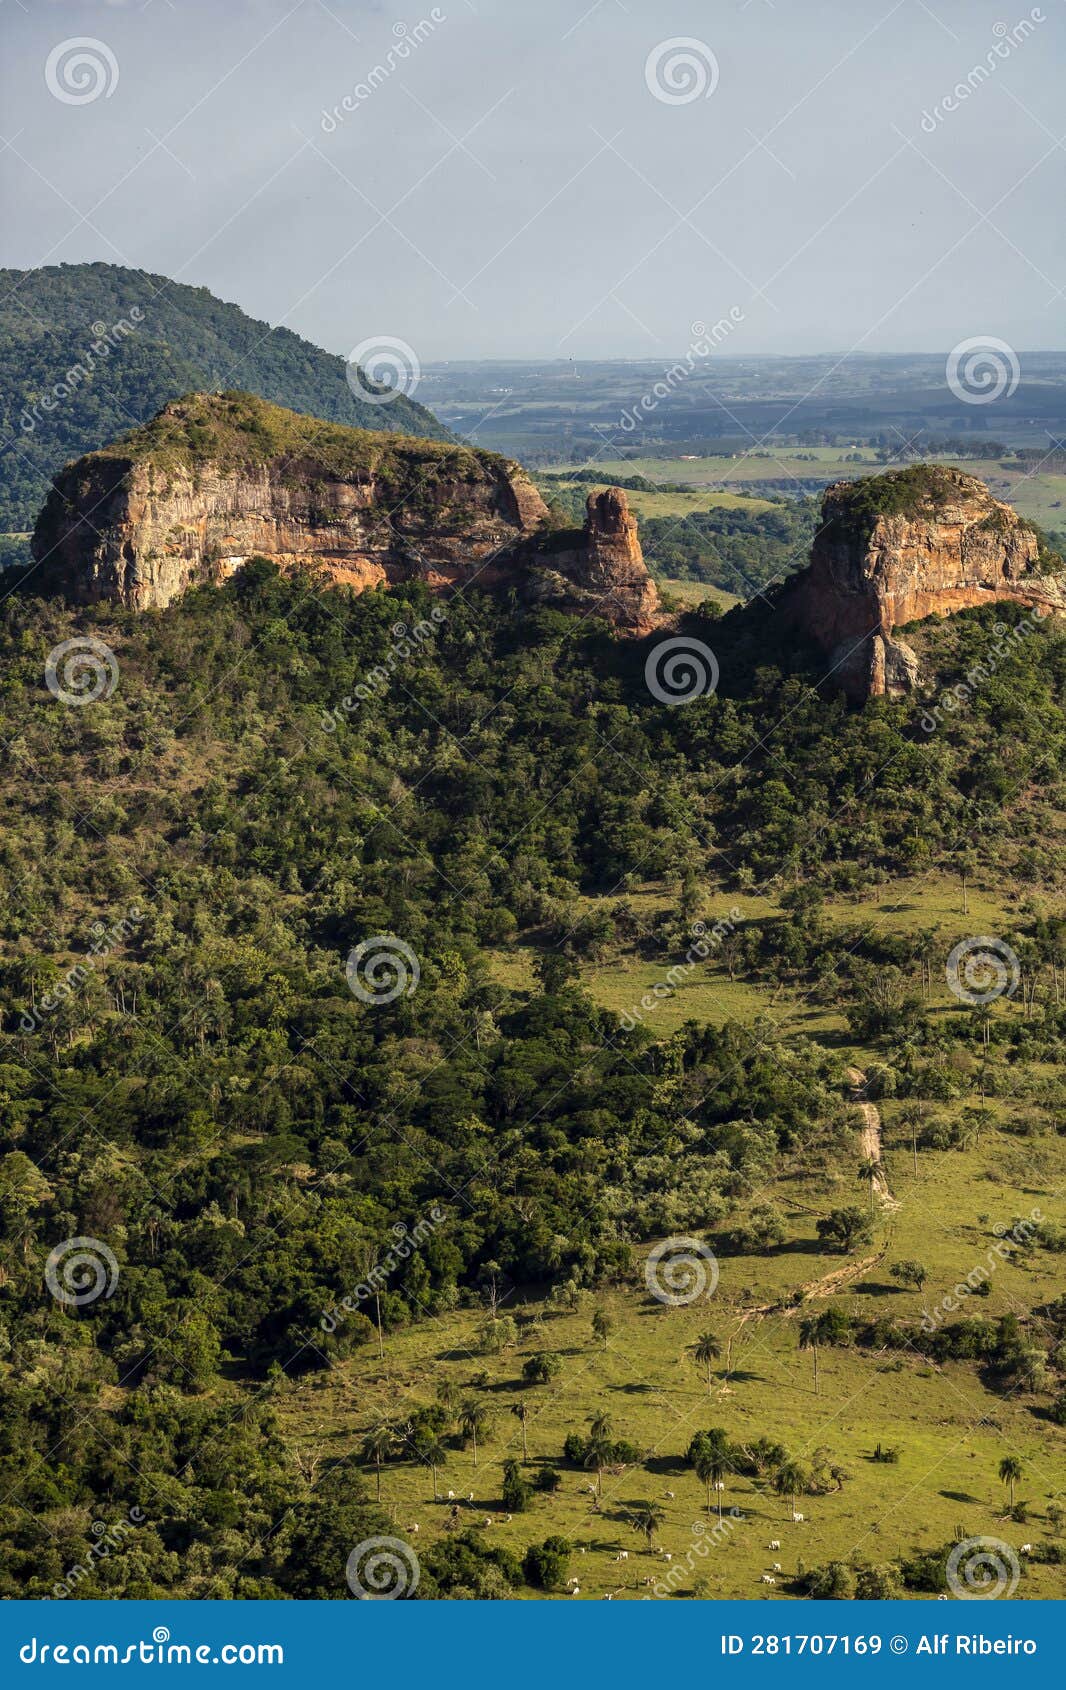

{"left": 0, "top": 263, "right": 449, "bottom": 538}
{"left": 0, "top": 561, "right": 1062, "bottom": 1598}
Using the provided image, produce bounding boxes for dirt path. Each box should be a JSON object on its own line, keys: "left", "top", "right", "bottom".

{"left": 847, "top": 1066, "right": 900, "bottom": 1211}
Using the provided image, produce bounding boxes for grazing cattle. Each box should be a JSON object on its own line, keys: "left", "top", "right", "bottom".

{"left": 761, "top": 1575, "right": 776, "bottom": 1585}
{"left": 467, "top": 1493, "right": 474, "bottom": 1503}
{"left": 579, "top": 1548, "right": 587, "bottom": 1555}
{"left": 664, "top": 1490, "right": 675, "bottom": 1499}
{"left": 446, "top": 1491, "right": 456, "bottom": 1500}
{"left": 713, "top": 1481, "right": 724, "bottom": 1491}
{"left": 661, "top": 1552, "right": 672, "bottom": 1562}
{"left": 792, "top": 1512, "right": 804, "bottom": 1523}
{"left": 768, "top": 1540, "right": 781, "bottom": 1551}
{"left": 772, "top": 1563, "right": 782, "bottom": 1572}
{"left": 565, "top": 1578, "right": 580, "bottom": 1590}
{"left": 1020, "top": 1544, "right": 1032, "bottom": 1555}
{"left": 569, "top": 1586, "right": 580, "bottom": 1597}
{"left": 616, "top": 1551, "right": 629, "bottom": 1562}
{"left": 405, "top": 1523, "right": 419, "bottom": 1534}
{"left": 483, "top": 1518, "right": 493, "bottom": 1528}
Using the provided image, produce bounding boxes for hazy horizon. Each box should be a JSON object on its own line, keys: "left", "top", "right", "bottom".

{"left": 2, "top": 0, "right": 1064, "bottom": 368}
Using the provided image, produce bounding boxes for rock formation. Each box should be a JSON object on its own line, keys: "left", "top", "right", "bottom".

{"left": 787, "top": 465, "right": 1066, "bottom": 700}
{"left": 31, "top": 391, "right": 660, "bottom": 633}
{"left": 524, "top": 487, "right": 659, "bottom": 633}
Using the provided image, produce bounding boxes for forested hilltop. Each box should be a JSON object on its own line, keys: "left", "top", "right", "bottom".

{"left": 0, "top": 263, "right": 448, "bottom": 543}
{"left": 0, "top": 568, "right": 1063, "bottom": 1598}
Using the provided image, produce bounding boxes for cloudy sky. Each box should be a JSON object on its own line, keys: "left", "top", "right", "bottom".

{"left": 1, "top": 0, "right": 1064, "bottom": 361}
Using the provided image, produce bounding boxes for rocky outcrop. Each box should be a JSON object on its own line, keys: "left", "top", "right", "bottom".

{"left": 788, "top": 466, "right": 1066, "bottom": 699}
{"left": 525, "top": 487, "right": 659, "bottom": 632}
{"left": 31, "top": 392, "right": 660, "bottom": 634}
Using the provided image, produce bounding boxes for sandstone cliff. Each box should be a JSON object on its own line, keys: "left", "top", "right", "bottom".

{"left": 31, "top": 392, "right": 660, "bottom": 633}
{"left": 788, "top": 466, "right": 1066, "bottom": 700}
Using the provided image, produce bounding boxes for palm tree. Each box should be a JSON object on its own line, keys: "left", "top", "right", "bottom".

{"left": 858, "top": 1157, "right": 880, "bottom": 1209}
{"left": 360, "top": 1421, "right": 394, "bottom": 1501}
{"left": 510, "top": 1400, "right": 531, "bottom": 1460}
{"left": 693, "top": 1437, "right": 730, "bottom": 1520}
{"left": 588, "top": 1411, "right": 613, "bottom": 1443}
{"left": 998, "top": 1455, "right": 1023, "bottom": 1512}
{"left": 772, "top": 1457, "right": 807, "bottom": 1521}
{"left": 414, "top": 1432, "right": 447, "bottom": 1501}
{"left": 584, "top": 1432, "right": 614, "bottom": 1500}
{"left": 693, "top": 1330, "right": 721, "bottom": 1394}
{"left": 459, "top": 1399, "right": 491, "bottom": 1466}
{"left": 632, "top": 1502, "right": 665, "bottom": 1551}
{"left": 798, "top": 1314, "right": 824, "bottom": 1394}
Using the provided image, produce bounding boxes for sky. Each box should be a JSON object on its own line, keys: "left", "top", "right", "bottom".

{"left": 1, "top": 0, "right": 1064, "bottom": 363}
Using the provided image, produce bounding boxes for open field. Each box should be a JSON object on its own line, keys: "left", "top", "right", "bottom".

{"left": 274, "top": 864, "right": 1066, "bottom": 1599}
{"left": 547, "top": 478, "right": 775, "bottom": 519}
{"left": 277, "top": 1133, "right": 1066, "bottom": 1600}
{"left": 556, "top": 453, "right": 1066, "bottom": 540}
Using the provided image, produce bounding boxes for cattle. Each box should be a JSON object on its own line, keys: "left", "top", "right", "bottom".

{"left": 768, "top": 1540, "right": 781, "bottom": 1551}
{"left": 761, "top": 1575, "right": 776, "bottom": 1585}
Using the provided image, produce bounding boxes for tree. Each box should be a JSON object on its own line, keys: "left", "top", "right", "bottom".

{"left": 692, "top": 1330, "right": 721, "bottom": 1394}
{"left": 584, "top": 1433, "right": 614, "bottom": 1500}
{"left": 360, "top": 1421, "right": 394, "bottom": 1502}
{"left": 631, "top": 1502, "right": 665, "bottom": 1550}
{"left": 998, "top": 1455, "right": 1023, "bottom": 1512}
{"left": 522, "top": 1536, "right": 571, "bottom": 1590}
{"left": 816, "top": 1206, "right": 873, "bottom": 1254}
{"left": 799, "top": 1314, "right": 824, "bottom": 1395}
{"left": 591, "top": 1306, "right": 614, "bottom": 1350}
{"left": 858, "top": 1156, "right": 881, "bottom": 1209}
{"left": 510, "top": 1401, "right": 531, "bottom": 1460}
{"left": 412, "top": 1430, "right": 447, "bottom": 1501}
{"left": 459, "top": 1399, "right": 492, "bottom": 1467}
{"left": 501, "top": 1458, "right": 532, "bottom": 1513}
{"left": 771, "top": 1457, "right": 807, "bottom": 1520}
{"left": 690, "top": 1428, "right": 731, "bottom": 1519}
{"left": 522, "top": 1352, "right": 561, "bottom": 1386}
{"left": 890, "top": 1259, "right": 927, "bottom": 1292}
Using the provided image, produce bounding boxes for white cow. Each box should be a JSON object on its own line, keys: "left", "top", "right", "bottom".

{"left": 768, "top": 1540, "right": 781, "bottom": 1551}
{"left": 1020, "top": 1544, "right": 1032, "bottom": 1555}
{"left": 761, "top": 1575, "right": 776, "bottom": 1585}
{"left": 616, "top": 1551, "right": 629, "bottom": 1562}
{"left": 792, "top": 1512, "right": 805, "bottom": 1523}
{"left": 772, "top": 1563, "right": 782, "bottom": 1572}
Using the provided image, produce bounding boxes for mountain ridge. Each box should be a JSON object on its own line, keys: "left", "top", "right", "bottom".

{"left": 0, "top": 261, "right": 449, "bottom": 537}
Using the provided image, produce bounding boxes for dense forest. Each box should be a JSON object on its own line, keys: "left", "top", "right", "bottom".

{"left": 0, "top": 565, "right": 1064, "bottom": 1596}
{"left": 0, "top": 263, "right": 448, "bottom": 537}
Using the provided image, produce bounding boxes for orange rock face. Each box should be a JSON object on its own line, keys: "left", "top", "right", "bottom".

{"left": 789, "top": 468, "right": 1066, "bottom": 700}
{"left": 32, "top": 398, "right": 662, "bottom": 636}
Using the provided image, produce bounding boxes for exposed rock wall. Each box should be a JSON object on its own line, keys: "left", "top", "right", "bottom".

{"left": 789, "top": 467, "right": 1066, "bottom": 699}
{"left": 31, "top": 394, "right": 661, "bottom": 634}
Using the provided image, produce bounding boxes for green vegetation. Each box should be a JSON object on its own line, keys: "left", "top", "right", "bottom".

{"left": 0, "top": 262, "right": 449, "bottom": 533}
{"left": 0, "top": 562, "right": 1063, "bottom": 1597}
